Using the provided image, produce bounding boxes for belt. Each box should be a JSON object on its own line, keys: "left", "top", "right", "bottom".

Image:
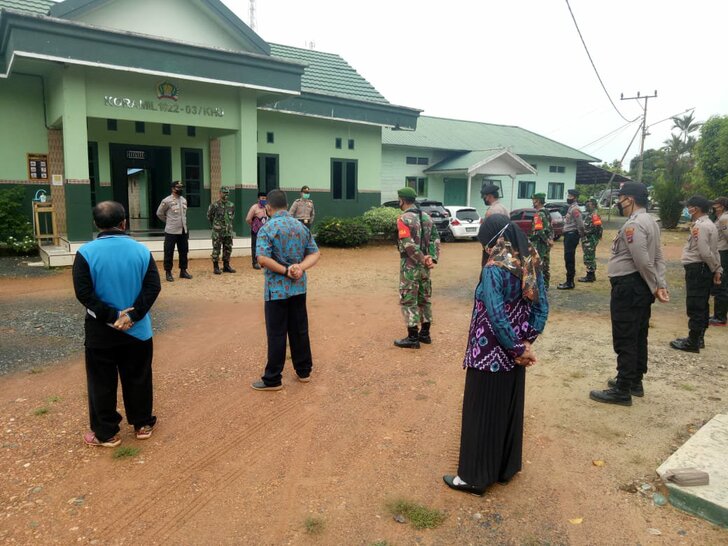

{"left": 609, "top": 271, "right": 642, "bottom": 285}
{"left": 684, "top": 262, "right": 707, "bottom": 270}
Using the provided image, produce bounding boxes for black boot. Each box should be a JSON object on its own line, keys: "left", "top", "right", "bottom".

{"left": 607, "top": 377, "right": 644, "bottom": 397}
{"left": 557, "top": 279, "right": 575, "bottom": 290}
{"left": 394, "top": 327, "right": 420, "bottom": 349}
{"left": 165, "top": 270, "right": 174, "bottom": 282}
{"left": 223, "top": 261, "right": 236, "bottom": 273}
{"left": 213, "top": 261, "right": 221, "bottom": 275}
{"left": 419, "top": 322, "right": 432, "bottom": 344}
{"left": 179, "top": 269, "right": 193, "bottom": 279}
{"left": 670, "top": 331, "right": 701, "bottom": 353}
{"left": 589, "top": 383, "right": 632, "bottom": 406}
{"left": 578, "top": 271, "right": 596, "bottom": 283}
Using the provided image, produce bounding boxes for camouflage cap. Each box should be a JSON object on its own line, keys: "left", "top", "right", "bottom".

{"left": 532, "top": 192, "right": 546, "bottom": 201}
{"left": 397, "top": 187, "right": 417, "bottom": 199}
{"left": 220, "top": 186, "right": 230, "bottom": 194}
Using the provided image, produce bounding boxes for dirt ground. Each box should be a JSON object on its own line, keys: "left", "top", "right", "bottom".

{"left": 1, "top": 226, "right": 727, "bottom": 545}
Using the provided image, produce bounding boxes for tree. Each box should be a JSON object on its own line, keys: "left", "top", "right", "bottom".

{"left": 694, "top": 115, "right": 728, "bottom": 197}
{"left": 672, "top": 112, "right": 701, "bottom": 151}
{"left": 655, "top": 132, "right": 693, "bottom": 228}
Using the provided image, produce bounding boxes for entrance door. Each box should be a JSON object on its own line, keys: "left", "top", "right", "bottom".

{"left": 110, "top": 145, "right": 171, "bottom": 232}
{"left": 444, "top": 178, "right": 467, "bottom": 206}
{"left": 257, "top": 154, "right": 279, "bottom": 194}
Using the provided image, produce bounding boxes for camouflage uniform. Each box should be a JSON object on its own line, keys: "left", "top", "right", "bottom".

{"left": 398, "top": 206, "right": 440, "bottom": 327}
{"left": 581, "top": 209, "right": 603, "bottom": 273}
{"left": 207, "top": 196, "right": 235, "bottom": 262}
{"left": 529, "top": 207, "right": 553, "bottom": 288}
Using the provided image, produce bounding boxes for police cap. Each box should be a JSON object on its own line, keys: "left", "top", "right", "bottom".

{"left": 567, "top": 188, "right": 579, "bottom": 198}
{"left": 685, "top": 195, "right": 713, "bottom": 212}
{"left": 617, "top": 182, "right": 648, "bottom": 198}
{"left": 397, "top": 187, "right": 417, "bottom": 199}
{"left": 713, "top": 196, "right": 728, "bottom": 209}
{"left": 480, "top": 183, "right": 500, "bottom": 198}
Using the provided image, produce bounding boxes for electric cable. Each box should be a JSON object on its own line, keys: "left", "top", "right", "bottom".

{"left": 579, "top": 118, "right": 640, "bottom": 150}
{"left": 564, "top": 0, "right": 640, "bottom": 124}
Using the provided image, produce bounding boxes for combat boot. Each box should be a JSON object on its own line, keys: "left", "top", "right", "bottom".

{"left": 670, "top": 331, "right": 701, "bottom": 353}
{"left": 607, "top": 377, "right": 644, "bottom": 397}
{"left": 557, "top": 280, "right": 575, "bottom": 290}
{"left": 578, "top": 271, "right": 596, "bottom": 282}
{"left": 394, "top": 327, "right": 420, "bottom": 349}
{"left": 213, "top": 261, "right": 221, "bottom": 275}
{"left": 589, "top": 386, "right": 632, "bottom": 406}
{"left": 419, "top": 322, "right": 432, "bottom": 344}
{"left": 223, "top": 261, "right": 236, "bottom": 273}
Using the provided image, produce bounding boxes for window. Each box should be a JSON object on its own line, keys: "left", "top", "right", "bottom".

{"left": 107, "top": 119, "right": 117, "bottom": 131}
{"left": 406, "top": 156, "right": 418, "bottom": 165}
{"left": 162, "top": 124, "right": 171, "bottom": 135}
{"left": 135, "top": 121, "right": 145, "bottom": 134}
{"left": 549, "top": 165, "right": 566, "bottom": 173}
{"left": 331, "top": 159, "right": 357, "bottom": 200}
{"left": 348, "top": 139, "right": 355, "bottom": 150}
{"left": 405, "top": 176, "right": 427, "bottom": 196}
{"left": 181, "top": 148, "right": 202, "bottom": 207}
{"left": 417, "top": 157, "right": 428, "bottom": 165}
{"left": 548, "top": 182, "right": 564, "bottom": 200}
{"left": 335, "top": 137, "right": 342, "bottom": 149}
{"left": 266, "top": 132, "right": 274, "bottom": 143}
{"left": 187, "top": 126, "right": 196, "bottom": 137}
{"left": 518, "top": 180, "right": 536, "bottom": 199}
{"left": 406, "top": 156, "right": 429, "bottom": 165}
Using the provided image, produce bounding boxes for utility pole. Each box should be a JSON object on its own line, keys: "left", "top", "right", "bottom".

{"left": 620, "top": 90, "right": 657, "bottom": 184}
{"left": 249, "top": 0, "right": 256, "bottom": 31}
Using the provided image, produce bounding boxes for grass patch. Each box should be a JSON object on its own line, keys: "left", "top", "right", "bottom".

{"left": 304, "top": 516, "right": 325, "bottom": 535}
{"left": 47, "top": 395, "right": 61, "bottom": 404}
{"left": 679, "top": 383, "right": 696, "bottom": 392}
{"left": 386, "top": 498, "right": 446, "bottom": 529}
{"left": 33, "top": 407, "right": 49, "bottom": 416}
{"left": 28, "top": 368, "right": 43, "bottom": 374}
{"left": 112, "top": 446, "right": 140, "bottom": 459}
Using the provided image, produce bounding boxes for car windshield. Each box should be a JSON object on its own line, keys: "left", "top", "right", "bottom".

{"left": 456, "top": 209, "right": 479, "bottom": 222}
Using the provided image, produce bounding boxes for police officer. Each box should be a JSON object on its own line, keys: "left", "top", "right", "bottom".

{"left": 481, "top": 183, "right": 509, "bottom": 218}
{"left": 709, "top": 197, "right": 728, "bottom": 326}
{"left": 207, "top": 186, "right": 236, "bottom": 275}
{"left": 670, "top": 195, "right": 723, "bottom": 352}
{"left": 589, "top": 182, "right": 669, "bottom": 406}
{"left": 578, "top": 198, "right": 603, "bottom": 282}
{"left": 289, "top": 185, "right": 315, "bottom": 227}
{"left": 557, "top": 189, "right": 585, "bottom": 289}
{"left": 530, "top": 192, "right": 553, "bottom": 288}
{"left": 394, "top": 187, "right": 440, "bottom": 349}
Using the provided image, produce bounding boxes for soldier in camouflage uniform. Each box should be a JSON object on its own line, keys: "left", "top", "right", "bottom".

{"left": 578, "top": 198, "right": 603, "bottom": 282}
{"left": 207, "top": 186, "right": 236, "bottom": 275}
{"left": 394, "top": 187, "right": 440, "bottom": 349}
{"left": 529, "top": 192, "right": 553, "bottom": 289}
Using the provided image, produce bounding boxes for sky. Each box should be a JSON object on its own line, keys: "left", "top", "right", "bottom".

{"left": 222, "top": 0, "right": 727, "bottom": 167}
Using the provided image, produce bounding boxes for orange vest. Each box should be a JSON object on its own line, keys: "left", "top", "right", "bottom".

{"left": 534, "top": 214, "right": 544, "bottom": 231}
{"left": 592, "top": 213, "right": 602, "bottom": 226}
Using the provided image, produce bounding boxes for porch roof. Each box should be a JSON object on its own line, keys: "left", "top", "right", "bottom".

{"left": 425, "top": 148, "right": 537, "bottom": 177}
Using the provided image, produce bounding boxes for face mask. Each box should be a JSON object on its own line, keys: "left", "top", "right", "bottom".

{"left": 174, "top": 188, "right": 183, "bottom": 195}
{"left": 616, "top": 199, "right": 627, "bottom": 217}
{"left": 302, "top": 193, "right": 310, "bottom": 199}
{"left": 566, "top": 197, "right": 575, "bottom": 204}
{"left": 259, "top": 199, "right": 267, "bottom": 206}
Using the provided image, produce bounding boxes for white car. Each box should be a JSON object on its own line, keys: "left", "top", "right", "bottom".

{"left": 444, "top": 206, "right": 481, "bottom": 240}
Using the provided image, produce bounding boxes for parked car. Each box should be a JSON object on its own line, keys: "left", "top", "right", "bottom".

{"left": 444, "top": 206, "right": 481, "bottom": 240}
{"left": 545, "top": 201, "right": 586, "bottom": 217}
{"left": 382, "top": 198, "right": 452, "bottom": 240}
{"left": 510, "top": 208, "right": 564, "bottom": 240}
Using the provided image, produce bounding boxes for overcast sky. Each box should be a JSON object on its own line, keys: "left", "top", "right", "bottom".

{"left": 223, "top": 0, "right": 727, "bottom": 167}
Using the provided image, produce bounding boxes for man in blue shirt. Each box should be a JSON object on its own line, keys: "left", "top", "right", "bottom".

{"left": 252, "top": 189, "right": 320, "bottom": 390}
{"left": 73, "top": 201, "right": 161, "bottom": 447}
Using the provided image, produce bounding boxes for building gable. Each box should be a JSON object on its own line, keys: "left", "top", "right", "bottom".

{"left": 49, "top": 0, "right": 269, "bottom": 54}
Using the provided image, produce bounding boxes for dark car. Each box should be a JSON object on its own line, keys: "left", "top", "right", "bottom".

{"left": 544, "top": 201, "right": 569, "bottom": 216}
{"left": 509, "top": 208, "right": 564, "bottom": 240}
{"left": 382, "top": 198, "right": 451, "bottom": 239}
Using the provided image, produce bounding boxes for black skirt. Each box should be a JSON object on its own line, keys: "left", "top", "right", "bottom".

{"left": 457, "top": 365, "right": 525, "bottom": 488}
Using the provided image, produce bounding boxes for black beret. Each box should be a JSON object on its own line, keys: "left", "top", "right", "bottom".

{"left": 567, "top": 188, "right": 579, "bottom": 197}
{"left": 618, "top": 182, "right": 648, "bottom": 198}
{"left": 480, "top": 183, "right": 500, "bottom": 197}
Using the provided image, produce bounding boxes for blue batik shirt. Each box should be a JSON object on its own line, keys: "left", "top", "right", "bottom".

{"left": 256, "top": 210, "right": 319, "bottom": 301}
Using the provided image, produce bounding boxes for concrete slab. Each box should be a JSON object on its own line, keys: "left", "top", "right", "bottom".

{"left": 657, "top": 413, "right": 728, "bottom": 528}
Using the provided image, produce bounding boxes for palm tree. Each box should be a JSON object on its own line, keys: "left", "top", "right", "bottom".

{"left": 671, "top": 112, "right": 701, "bottom": 149}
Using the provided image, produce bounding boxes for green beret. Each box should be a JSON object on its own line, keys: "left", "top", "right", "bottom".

{"left": 397, "top": 187, "right": 417, "bottom": 199}
{"left": 220, "top": 186, "right": 230, "bottom": 194}
{"left": 532, "top": 193, "right": 546, "bottom": 201}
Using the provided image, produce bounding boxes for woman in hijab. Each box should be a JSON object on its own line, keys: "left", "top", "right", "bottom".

{"left": 443, "top": 214, "right": 549, "bottom": 495}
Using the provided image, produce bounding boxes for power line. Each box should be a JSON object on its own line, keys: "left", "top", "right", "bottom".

{"left": 579, "top": 118, "right": 640, "bottom": 150}
{"left": 564, "top": 0, "right": 639, "bottom": 124}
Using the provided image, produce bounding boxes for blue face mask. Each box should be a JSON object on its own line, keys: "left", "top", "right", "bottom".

{"left": 259, "top": 199, "right": 267, "bottom": 206}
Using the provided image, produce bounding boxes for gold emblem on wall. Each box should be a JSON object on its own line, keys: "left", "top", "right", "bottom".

{"left": 157, "top": 81, "right": 180, "bottom": 101}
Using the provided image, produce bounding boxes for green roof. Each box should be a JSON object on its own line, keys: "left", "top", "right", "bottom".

{"left": 269, "top": 43, "right": 390, "bottom": 106}
{"left": 383, "top": 116, "right": 598, "bottom": 162}
{"left": 0, "top": 0, "right": 54, "bottom": 14}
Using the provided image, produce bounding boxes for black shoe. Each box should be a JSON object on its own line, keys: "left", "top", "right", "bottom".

{"left": 670, "top": 338, "right": 700, "bottom": 353}
{"left": 394, "top": 327, "right": 420, "bottom": 349}
{"left": 419, "top": 322, "right": 432, "bottom": 344}
{"left": 253, "top": 263, "right": 261, "bottom": 270}
{"left": 223, "top": 262, "right": 236, "bottom": 273}
{"left": 251, "top": 380, "right": 283, "bottom": 391}
{"left": 557, "top": 281, "right": 575, "bottom": 290}
{"left": 213, "top": 262, "right": 221, "bottom": 275}
{"left": 578, "top": 272, "right": 596, "bottom": 283}
{"left": 607, "top": 377, "right": 644, "bottom": 397}
{"left": 180, "top": 269, "right": 193, "bottom": 279}
{"left": 442, "top": 475, "right": 485, "bottom": 496}
{"left": 709, "top": 317, "right": 727, "bottom": 327}
{"left": 589, "top": 387, "right": 632, "bottom": 406}
{"left": 165, "top": 271, "right": 174, "bottom": 282}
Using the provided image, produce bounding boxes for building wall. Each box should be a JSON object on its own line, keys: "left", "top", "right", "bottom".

{"left": 381, "top": 145, "right": 451, "bottom": 202}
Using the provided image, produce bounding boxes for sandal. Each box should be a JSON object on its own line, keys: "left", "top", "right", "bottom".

{"left": 135, "top": 425, "right": 155, "bottom": 440}
{"left": 83, "top": 432, "right": 121, "bottom": 448}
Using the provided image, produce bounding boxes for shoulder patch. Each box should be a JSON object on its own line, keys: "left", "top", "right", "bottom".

{"left": 691, "top": 227, "right": 700, "bottom": 238}
{"left": 572, "top": 209, "right": 580, "bottom": 218}
{"left": 625, "top": 226, "right": 635, "bottom": 243}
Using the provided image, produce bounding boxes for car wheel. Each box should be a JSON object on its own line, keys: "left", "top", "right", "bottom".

{"left": 443, "top": 230, "right": 455, "bottom": 243}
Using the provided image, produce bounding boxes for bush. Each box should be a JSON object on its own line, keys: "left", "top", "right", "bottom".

{"left": 314, "top": 217, "right": 371, "bottom": 247}
{"left": 654, "top": 174, "right": 683, "bottom": 229}
{"left": 362, "top": 206, "right": 400, "bottom": 240}
{"left": 0, "top": 186, "right": 35, "bottom": 256}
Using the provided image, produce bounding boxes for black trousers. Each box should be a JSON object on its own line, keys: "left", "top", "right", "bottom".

{"left": 262, "top": 294, "right": 313, "bottom": 386}
{"left": 163, "top": 231, "right": 189, "bottom": 271}
{"left": 712, "top": 250, "right": 728, "bottom": 321}
{"left": 563, "top": 231, "right": 580, "bottom": 282}
{"left": 251, "top": 231, "right": 258, "bottom": 265}
{"left": 85, "top": 339, "right": 156, "bottom": 442}
{"left": 685, "top": 262, "right": 713, "bottom": 334}
{"left": 610, "top": 273, "right": 654, "bottom": 388}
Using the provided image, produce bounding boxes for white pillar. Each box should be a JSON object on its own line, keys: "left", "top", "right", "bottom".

{"left": 467, "top": 174, "right": 472, "bottom": 207}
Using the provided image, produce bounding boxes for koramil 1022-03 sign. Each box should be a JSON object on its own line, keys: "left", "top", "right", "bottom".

{"left": 103, "top": 81, "right": 225, "bottom": 117}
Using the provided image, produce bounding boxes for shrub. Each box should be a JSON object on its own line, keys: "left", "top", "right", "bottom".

{"left": 654, "top": 174, "right": 684, "bottom": 229}
{"left": 362, "top": 206, "right": 400, "bottom": 240}
{"left": 0, "top": 186, "right": 35, "bottom": 256}
{"left": 314, "top": 217, "right": 371, "bottom": 247}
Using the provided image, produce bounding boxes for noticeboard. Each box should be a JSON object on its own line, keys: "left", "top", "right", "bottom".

{"left": 27, "top": 153, "right": 49, "bottom": 182}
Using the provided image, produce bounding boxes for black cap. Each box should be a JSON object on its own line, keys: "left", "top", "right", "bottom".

{"left": 567, "top": 188, "right": 579, "bottom": 197}
{"left": 618, "top": 182, "right": 648, "bottom": 198}
{"left": 713, "top": 196, "right": 728, "bottom": 209}
{"left": 480, "top": 183, "right": 500, "bottom": 198}
{"left": 685, "top": 195, "right": 713, "bottom": 212}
